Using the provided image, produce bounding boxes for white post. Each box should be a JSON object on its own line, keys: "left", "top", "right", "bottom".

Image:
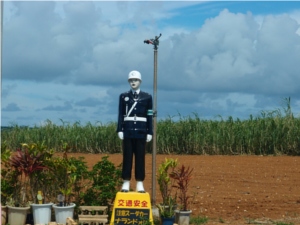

{"left": 0, "top": 1, "right": 3, "bottom": 125}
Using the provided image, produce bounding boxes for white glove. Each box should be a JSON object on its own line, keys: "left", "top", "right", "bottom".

{"left": 118, "top": 132, "right": 124, "bottom": 140}
{"left": 146, "top": 134, "right": 152, "bottom": 142}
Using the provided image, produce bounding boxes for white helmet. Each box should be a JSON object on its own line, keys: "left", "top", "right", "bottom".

{"left": 128, "top": 70, "right": 142, "bottom": 81}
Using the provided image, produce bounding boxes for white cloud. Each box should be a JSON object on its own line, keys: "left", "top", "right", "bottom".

{"left": 2, "top": 1, "right": 300, "bottom": 126}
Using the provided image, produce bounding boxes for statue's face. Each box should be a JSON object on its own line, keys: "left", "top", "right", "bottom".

{"left": 128, "top": 79, "right": 141, "bottom": 90}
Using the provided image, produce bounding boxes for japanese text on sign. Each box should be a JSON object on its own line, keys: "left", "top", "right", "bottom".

{"left": 117, "top": 199, "right": 149, "bottom": 208}
{"left": 114, "top": 208, "right": 150, "bottom": 225}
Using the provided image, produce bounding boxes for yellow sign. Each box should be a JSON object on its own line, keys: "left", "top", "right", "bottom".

{"left": 110, "top": 192, "right": 153, "bottom": 225}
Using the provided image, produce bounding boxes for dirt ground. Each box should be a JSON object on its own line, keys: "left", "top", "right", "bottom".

{"left": 67, "top": 153, "right": 300, "bottom": 225}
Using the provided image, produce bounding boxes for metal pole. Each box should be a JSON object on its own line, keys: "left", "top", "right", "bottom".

{"left": 144, "top": 33, "right": 161, "bottom": 206}
{"left": 152, "top": 48, "right": 157, "bottom": 205}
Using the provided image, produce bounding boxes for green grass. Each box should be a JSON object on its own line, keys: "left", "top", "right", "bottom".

{"left": 272, "top": 222, "right": 294, "bottom": 225}
{"left": 190, "top": 215, "right": 209, "bottom": 224}
{"left": 2, "top": 98, "right": 300, "bottom": 155}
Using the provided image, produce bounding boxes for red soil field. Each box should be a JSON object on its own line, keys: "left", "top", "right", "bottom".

{"left": 67, "top": 153, "right": 300, "bottom": 225}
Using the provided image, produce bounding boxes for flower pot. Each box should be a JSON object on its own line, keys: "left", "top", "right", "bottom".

{"left": 52, "top": 203, "right": 76, "bottom": 225}
{"left": 31, "top": 203, "right": 53, "bottom": 225}
{"left": 161, "top": 216, "right": 175, "bottom": 225}
{"left": 174, "top": 210, "right": 192, "bottom": 225}
{"left": 152, "top": 206, "right": 159, "bottom": 218}
{"left": 1, "top": 205, "right": 7, "bottom": 225}
{"left": 7, "top": 205, "right": 30, "bottom": 225}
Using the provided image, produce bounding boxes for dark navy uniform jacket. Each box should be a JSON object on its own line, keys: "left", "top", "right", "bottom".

{"left": 117, "top": 90, "right": 153, "bottom": 139}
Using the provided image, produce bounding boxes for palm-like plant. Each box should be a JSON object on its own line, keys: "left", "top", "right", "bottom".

{"left": 157, "top": 158, "right": 178, "bottom": 205}
{"left": 8, "top": 143, "right": 52, "bottom": 206}
{"left": 170, "top": 165, "right": 193, "bottom": 211}
{"left": 10, "top": 145, "right": 48, "bottom": 175}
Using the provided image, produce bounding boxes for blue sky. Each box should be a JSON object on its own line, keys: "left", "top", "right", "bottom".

{"left": 1, "top": 1, "right": 300, "bottom": 127}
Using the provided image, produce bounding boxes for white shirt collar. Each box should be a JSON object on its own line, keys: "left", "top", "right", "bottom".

{"left": 131, "top": 89, "right": 140, "bottom": 94}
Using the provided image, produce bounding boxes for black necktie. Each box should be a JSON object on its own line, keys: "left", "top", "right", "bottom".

{"left": 134, "top": 92, "right": 138, "bottom": 99}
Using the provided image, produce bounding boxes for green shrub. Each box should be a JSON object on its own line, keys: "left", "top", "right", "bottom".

{"left": 82, "top": 155, "right": 122, "bottom": 216}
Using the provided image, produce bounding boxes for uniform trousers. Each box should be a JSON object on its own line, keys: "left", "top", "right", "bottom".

{"left": 122, "top": 138, "right": 146, "bottom": 181}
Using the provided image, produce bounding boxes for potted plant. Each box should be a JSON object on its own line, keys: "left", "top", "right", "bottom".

{"left": 26, "top": 142, "right": 56, "bottom": 225}
{"left": 157, "top": 158, "right": 178, "bottom": 206}
{"left": 52, "top": 143, "right": 80, "bottom": 225}
{"left": 156, "top": 158, "right": 178, "bottom": 224}
{"left": 170, "top": 165, "right": 194, "bottom": 225}
{"left": 156, "top": 196, "right": 177, "bottom": 225}
{"left": 5, "top": 142, "right": 53, "bottom": 225}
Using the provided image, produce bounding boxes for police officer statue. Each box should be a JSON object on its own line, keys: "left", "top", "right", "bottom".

{"left": 117, "top": 70, "right": 153, "bottom": 193}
